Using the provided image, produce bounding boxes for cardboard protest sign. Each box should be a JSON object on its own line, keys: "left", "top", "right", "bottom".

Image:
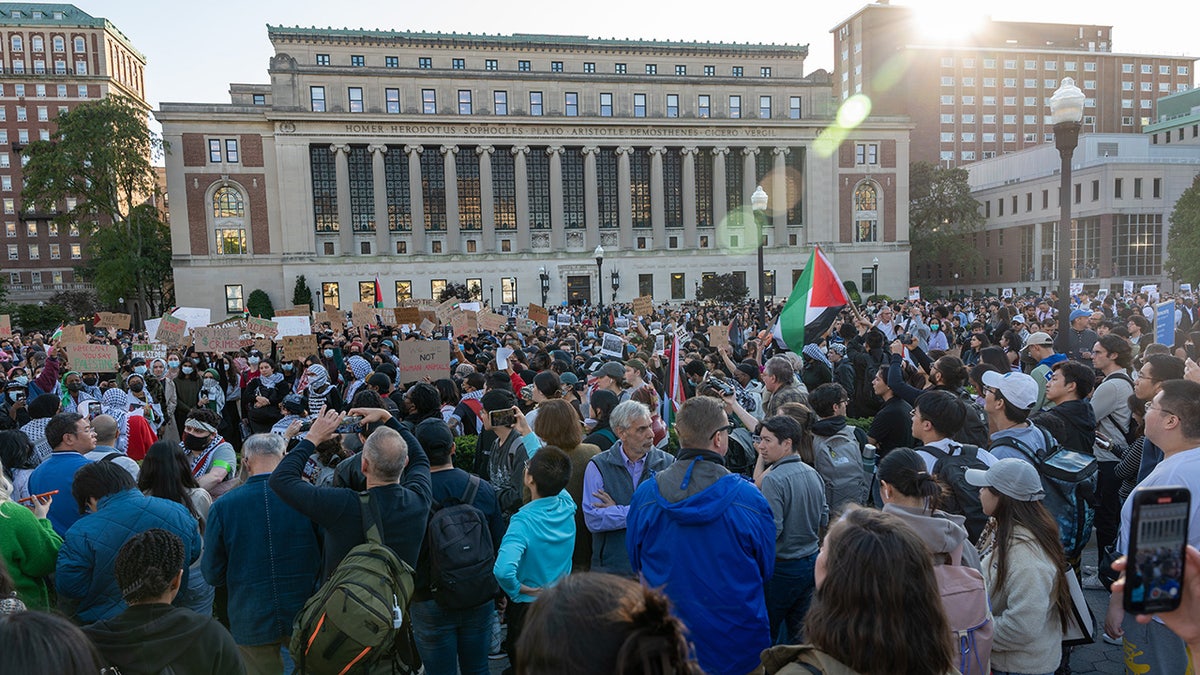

{"left": 515, "top": 318, "right": 536, "bottom": 336}
{"left": 600, "top": 333, "right": 625, "bottom": 358}
{"left": 314, "top": 310, "right": 344, "bottom": 327}
{"left": 131, "top": 343, "right": 167, "bottom": 362}
{"left": 632, "top": 295, "right": 654, "bottom": 317}
{"left": 707, "top": 324, "right": 730, "bottom": 350}
{"left": 0, "top": 314, "right": 10, "bottom": 339}
{"left": 191, "top": 325, "right": 244, "bottom": 353}
{"left": 60, "top": 324, "right": 88, "bottom": 344}
{"left": 435, "top": 298, "right": 459, "bottom": 324}
{"left": 397, "top": 340, "right": 451, "bottom": 383}
{"left": 393, "top": 307, "right": 421, "bottom": 325}
{"left": 418, "top": 318, "right": 436, "bottom": 334}
{"left": 351, "top": 302, "right": 376, "bottom": 328}
{"left": 170, "top": 307, "right": 211, "bottom": 335}
{"left": 274, "top": 316, "right": 312, "bottom": 338}
{"left": 252, "top": 338, "right": 274, "bottom": 357}
{"left": 62, "top": 343, "right": 119, "bottom": 372}
{"left": 245, "top": 316, "right": 279, "bottom": 338}
{"left": 282, "top": 335, "right": 319, "bottom": 361}
{"left": 527, "top": 304, "right": 549, "bottom": 326}
{"left": 419, "top": 310, "right": 438, "bottom": 326}
{"left": 94, "top": 312, "right": 132, "bottom": 330}
{"left": 478, "top": 312, "right": 508, "bottom": 334}
{"left": 450, "top": 310, "right": 476, "bottom": 336}
{"left": 273, "top": 308, "right": 307, "bottom": 317}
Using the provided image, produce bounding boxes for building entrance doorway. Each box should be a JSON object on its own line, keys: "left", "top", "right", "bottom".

{"left": 567, "top": 275, "right": 592, "bottom": 306}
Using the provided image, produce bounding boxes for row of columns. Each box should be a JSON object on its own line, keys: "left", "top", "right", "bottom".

{"left": 326, "top": 143, "right": 795, "bottom": 256}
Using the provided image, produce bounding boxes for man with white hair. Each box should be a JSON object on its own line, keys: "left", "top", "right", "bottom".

{"left": 205, "top": 433, "right": 322, "bottom": 673}
{"left": 583, "top": 400, "right": 674, "bottom": 576}
{"left": 270, "top": 407, "right": 431, "bottom": 578}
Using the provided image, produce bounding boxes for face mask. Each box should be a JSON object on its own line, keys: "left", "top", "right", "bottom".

{"left": 13, "top": 376, "right": 27, "bottom": 386}
{"left": 223, "top": 363, "right": 231, "bottom": 370}
{"left": 130, "top": 382, "right": 145, "bottom": 393}
{"left": 181, "top": 366, "right": 194, "bottom": 375}
{"left": 83, "top": 376, "right": 98, "bottom": 386}
{"left": 247, "top": 357, "right": 261, "bottom": 366}
{"left": 323, "top": 349, "right": 334, "bottom": 359}
{"left": 282, "top": 363, "right": 293, "bottom": 372}
{"left": 167, "top": 360, "right": 180, "bottom": 369}
{"left": 67, "top": 382, "right": 81, "bottom": 393}
{"left": 930, "top": 323, "right": 940, "bottom": 331}
{"left": 183, "top": 434, "right": 209, "bottom": 451}
{"left": 134, "top": 365, "right": 148, "bottom": 376}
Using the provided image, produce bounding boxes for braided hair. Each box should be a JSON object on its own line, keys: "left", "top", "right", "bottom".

{"left": 114, "top": 529, "right": 184, "bottom": 604}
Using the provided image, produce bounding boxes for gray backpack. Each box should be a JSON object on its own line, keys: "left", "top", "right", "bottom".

{"left": 813, "top": 430, "right": 866, "bottom": 514}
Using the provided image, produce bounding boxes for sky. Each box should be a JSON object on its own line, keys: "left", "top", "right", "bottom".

{"left": 76, "top": 0, "right": 1197, "bottom": 110}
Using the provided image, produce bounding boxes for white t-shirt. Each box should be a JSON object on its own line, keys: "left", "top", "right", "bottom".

{"left": 1117, "top": 447, "right": 1200, "bottom": 556}
{"left": 916, "top": 437, "right": 998, "bottom": 473}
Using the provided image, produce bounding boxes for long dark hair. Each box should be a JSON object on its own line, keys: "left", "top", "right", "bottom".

{"left": 0, "top": 610, "right": 102, "bottom": 674}
{"left": 805, "top": 507, "right": 955, "bottom": 675}
{"left": 877, "top": 447, "right": 942, "bottom": 512}
{"left": 138, "top": 440, "right": 202, "bottom": 522}
{"left": 985, "top": 487, "right": 1072, "bottom": 630}
{"left": 0, "top": 431, "right": 36, "bottom": 477}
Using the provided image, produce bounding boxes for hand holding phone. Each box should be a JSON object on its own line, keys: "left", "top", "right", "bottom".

{"left": 1123, "top": 486, "right": 1190, "bottom": 615}
{"left": 489, "top": 408, "right": 516, "bottom": 429}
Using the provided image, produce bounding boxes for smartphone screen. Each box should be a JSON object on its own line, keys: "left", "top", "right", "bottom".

{"left": 87, "top": 401, "right": 103, "bottom": 419}
{"left": 1124, "top": 486, "right": 1190, "bottom": 614}
{"left": 489, "top": 408, "right": 516, "bottom": 428}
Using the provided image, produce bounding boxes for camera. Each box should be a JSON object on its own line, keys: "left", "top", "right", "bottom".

{"left": 702, "top": 375, "right": 736, "bottom": 397}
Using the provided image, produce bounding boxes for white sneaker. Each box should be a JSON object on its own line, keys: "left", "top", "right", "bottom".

{"left": 1081, "top": 573, "right": 1105, "bottom": 590}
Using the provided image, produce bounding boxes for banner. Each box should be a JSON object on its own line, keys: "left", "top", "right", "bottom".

{"left": 62, "top": 343, "right": 119, "bottom": 372}
{"left": 245, "top": 316, "right": 279, "bottom": 338}
{"left": 281, "top": 335, "right": 319, "bottom": 361}
{"left": 94, "top": 312, "right": 131, "bottom": 330}
{"left": 191, "top": 325, "right": 244, "bottom": 352}
{"left": 397, "top": 340, "right": 451, "bottom": 383}
{"left": 632, "top": 295, "right": 654, "bottom": 317}
{"left": 527, "top": 304, "right": 549, "bottom": 326}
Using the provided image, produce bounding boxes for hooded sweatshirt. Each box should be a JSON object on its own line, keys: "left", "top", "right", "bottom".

{"left": 881, "top": 502, "right": 982, "bottom": 572}
{"left": 84, "top": 603, "right": 245, "bottom": 675}
{"left": 1031, "top": 398, "right": 1096, "bottom": 456}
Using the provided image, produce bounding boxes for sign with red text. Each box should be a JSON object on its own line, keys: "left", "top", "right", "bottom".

{"left": 245, "top": 316, "right": 278, "bottom": 338}
{"left": 94, "top": 312, "right": 132, "bottom": 330}
{"left": 0, "top": 315, "right": 11, "bottom": 339}
{"left": 397, "top": 340, "right": 451, "bottom": 383}
{"left": 154, "top": 314, "right": 187, "bottom": 347}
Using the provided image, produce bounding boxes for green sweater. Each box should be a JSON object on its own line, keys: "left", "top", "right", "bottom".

{"left": 0, "top": 499, "right": 63, "bottom": 609}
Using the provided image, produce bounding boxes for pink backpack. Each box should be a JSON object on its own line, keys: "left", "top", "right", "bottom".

{"left": 934, "top": 545, "right": 993, "bottom": 675}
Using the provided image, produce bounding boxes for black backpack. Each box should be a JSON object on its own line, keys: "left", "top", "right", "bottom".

{"left": 427, "top": 475, "right": 500, "bottom": 610}
{"left": 850, "top": 350, "right": 884, "bottom": 418}
{"left": 952, "top": 390, "right": 990, "bottom": 449}
{"left": 725, "top": 427, "right": 759, "bottom": 478}
{"left": 924, "top": 444, "right": 990, "bottom": 543}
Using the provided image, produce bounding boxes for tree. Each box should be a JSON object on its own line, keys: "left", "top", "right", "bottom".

{"left": 439, "top": 282, "right": 475, "bottom": 302}
{"left": 1166, "top": 173, "right": 1200, "bottom": 285}
{"left": 49, "top": 289, "right": 101, "bottom": 323}
{"left": 246, "top": 290, "right": 274, "bottom": 318}
{"left": 21, "top": 95, "right": 166, "bottom": 326}
{"left": 696, "top": 273, "right": 749, "bottom": 304}
{"left": 76, "top": 203, "right": 173, "bottom": 315}
{"left": 292, "top": 275, "right": 315, "bottom": 308}
{"left": 909, "top": 161, "right": 985, "bottom": 286}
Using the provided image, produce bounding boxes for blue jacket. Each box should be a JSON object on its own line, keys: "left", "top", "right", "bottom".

{"left": 28, "top": 451, "right": 92, "bottom": 536}
{"left": 202, "top": 473, "right": 322, "bottom": 646}
{"left": 626, "top": 449, "right": 776, "bottom": 675}
{"left": 56, "top": 489, "right": 202, "bottom": 624}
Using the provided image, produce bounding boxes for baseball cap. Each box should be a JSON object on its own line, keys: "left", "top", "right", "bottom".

{"left": 597, "top": 361, "right": 625, "bottom": 380}
{"left": 1010, "top": 314, "right": 1025, "bottom": 325}
{"left": 1069, "top": 309, "right": 1091, "bottom": 322}
{"left": 414, "top": 418, "right": 454, "bottom": 456}
{"left": 1021, "top": 332, "right": 1053, "bottom": 351}
{"left": 559, "top": 372, "right": 579, "bottom": 387}
{"left": 981, "top": 370, "right": 1039, "bottom": 410}
{"left": 965, "top": 458, "right": 1045, "bottom": 502}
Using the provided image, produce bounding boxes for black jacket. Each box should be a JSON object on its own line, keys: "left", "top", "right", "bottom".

{"left": 1032, "top": 399, "right": 1097, "bottom": 456}
{"left": 84, "top": 603, "right": 245, "bottom": 675}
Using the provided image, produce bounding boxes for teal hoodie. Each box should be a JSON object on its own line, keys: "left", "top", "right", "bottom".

{"left": 493, "top": 434, "right": 577, "bottom": 603}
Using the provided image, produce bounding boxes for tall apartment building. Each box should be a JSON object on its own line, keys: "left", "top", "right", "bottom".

{"left": 832, "top": 2, "right": 1196, "bottom": 167}
{"left": 0, "top": 3, "right": 147, "bottom": 304}
{"left": 157, "top": 27, "right": 913, "bottom": 317}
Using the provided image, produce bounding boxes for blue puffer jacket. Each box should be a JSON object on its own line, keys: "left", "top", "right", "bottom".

{"left": 202, "top": 473, "right": 322, "bottom": 646}
{"left": 56, "top": 489, "right": 202, "bottom": 625}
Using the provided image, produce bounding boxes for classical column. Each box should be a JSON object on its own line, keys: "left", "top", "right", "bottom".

{"left": 441, "top": 145, "right": 460, "bottom": 255}
{"left": 1032, "top": 221, "right": 1043, "bottom": 281}
{"left": 331, "top": 144, "right": 352, "bottom": 255}
{"left": 582, "top": 146, "right": 599, "bottom": 248}
{"left": 772, "top": 147, "right": 790, "bottom": 245}
{"left": 369, "top": 144, "right": 389, "bottom": 255}
{"left": 742, "top": 147, "right": 759, "bottom": 215}
{"left": 649, "top": 146, "right": 666, "bottom": 250}
{"left": 680, "top": 147, "right": 698, "bottom": 248}
{"left": 547, "top": 146, "right": 565, "bottom": 251}
{"left": 477, "top": 145, "right": 496, "bottom": 253}
{"left": 405, "top": 145, "right": 425, "bottom": 254}
{"left": 513, "top": 146, "right": 531, "bottom": 252}
{"left": 712, "top": 147, "right": 729, "bottom": 234}
{"left": 616, "top": 146, "right": 633, "bottom": 250}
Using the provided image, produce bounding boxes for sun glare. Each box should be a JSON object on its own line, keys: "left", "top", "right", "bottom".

{"left": 908, "top": 0, "right": 988, "bottom": 43}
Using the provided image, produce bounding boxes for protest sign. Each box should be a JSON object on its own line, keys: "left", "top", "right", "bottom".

{"left": 252, "top": 338, "right": 274, "bottom": 357}
{"left": 515, "top": 318, "right": 536, "bottom": 336}
{"left": 1155, "top": 301, "right": 1176, "bottom": 346}
{"left": 131, "top": 343, "right": 167, "bottom": 362}
{"left": 393, "top": 307, "right": 421, "bottom": 325}
{"left": 1002, "top": 288, "right": 1013, "bottom": 299}
{"left": 274, "top": 316, "right": 312, "bottom": 338}
{"left": 95, "top": 312, "right": 131, "bottom": 330}
{"left": 0, "top": 314, "right": 9, "bottom": 339}
{"left": 496, "top": 347, "right": 514, "bottom": 370}
{"left": 419, "top": 310, "right": 438, "bottom": 326}
{"left": 632, "top": 295, "right": 654, "bottom": 317}
{"left": 60, "top": 324, "right": 88, "bottom": 344}
{"left": 1069, "top": 282, "right": 1083, "bottom": 296}
{"left": 191, "top": 325, "right": 244, "bottom": 353}
{"left": 170, "top": 307, "right": 211, "bottom": 335}
{"left": 478, "top": 312, "right": 508, "bottom": 333}
{"left": 418, "top": 318, "right": 436, "bottom": 334}
{"left": 314, "top": 310, "right": 344, "bottom": 327}
{"left": 435, "top": 298, "right": 459, "bottom": 324}
{"left": 273, "top": 308, "right": 306, "bottom": 318}
{"left": 708, "top": 324, "right": 730, "bottom": 349}
{"left": 1123, "top": 280, "right": 1135, "bottom": 295}
{"left": 527, "top": 304, "right": 549, "bottom": 326}
{"left": 397, "top": 340, "right": 451, "bottom": 383}
{"left": 908, "top": 286, "right": 921, "bottom": 301}
{"left": 458, "top": 302, "right": 481, "bottom": 313}
{"left": 245, "top": 316, "right": 278, "bottom": 338}
{"left": 351, "top": 302, "right": 376, "bottom": 328}
{"left": 450, "top": 310, "right": 476, "bottom": 336}
{"left": 556, "top": 313, "right": 572, "bottom": 326}
{"left": 600, "top": 333, "right": 625, "bottom": 358}
{"left": 62, "top": 343, "right": 118, "bottom": 372}
{"left": 282, "top": 335, "right": 319, "bottom": 361}
{"left": 1181, "top": 283, "right": 1193, "bottom": 295}
{"left": 654, "top": 334, "right": 665, "bottom": 355}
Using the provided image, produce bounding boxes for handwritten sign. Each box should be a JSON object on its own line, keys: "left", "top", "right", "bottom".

{"left": 397, "top": 340, "right": 451, "bottom": 383}
{"left": 632, "top": 295, "right": 654, "bottom": 317}
{"left": 131, "top": 343, "right": 167, "bottom": 362}
{"left": 314, "top": 310, "right": 344, "bottom": 327}
{"left": 273, "top": 307, "right": 306, "bottom": 317}
{"left": 62, "top": 343, "right": 119, "bottom": 372}
{"left": 435, "top": 298, "right": 459, "bottom": 324}
{"left": 351, "top": 301, "right": 376, "bottom": 328}
{"left": 393, "top": 307, "right": 421, "bottom": 325}
{"left": 450, "top": 310, "right": 476, "bottom": 336}
{"left": 60, "top": 324, "right": 88, "bottom": 344}
{"left": 478, "top": 312, "right": 508, "bottom": 334}
{"left": 252, "top": 338, "right": 274, "bottom": 357}
{"left": 527, "top": 304, "right": 549, "bottom": 326}
{"left": 282, "top": 335, "right": 319, "bottom": 361}
{"left": 274, "top": 316, "right": 312, "bottom": 338}
{"left": 245, "top": 316, "right": 278, "bottom": 338}
{"left": 418, "top": 318, "right": 436, "bottom": 334}
{"left": 170, "top": 307, "right": 211, "bottom": 335}
{"left": 0, "top": 314, "right": 11, "bottom": 339}
{"left": 95, "top": 312, "right": 131, "bottom": 330}
{"left": 708, "top": 324, "right": 730, "bottom": 349}
{"left": 191, "top": 325, "right": 244, "bottom": 353}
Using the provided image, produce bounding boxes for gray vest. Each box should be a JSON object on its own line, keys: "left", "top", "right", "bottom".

{"left": 589, "top": 443, "right": 674, "bottom": 576}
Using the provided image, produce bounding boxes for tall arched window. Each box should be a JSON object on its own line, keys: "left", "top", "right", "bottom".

{"left": 211, "top": 185, "right": 247, "bottom": 254}
{"left": 854, "top": 182, "right": 879, "bottom": 243}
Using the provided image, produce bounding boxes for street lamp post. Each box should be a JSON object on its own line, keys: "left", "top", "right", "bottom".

{"left": 489, "top": 286, "right": 494, "bottom": 309}
{"left": 539, "top": 266, "right": 550, "bottom": 307}
{"left": 954, "top": 272, "right": 959, "bottom": 298}
{"left": 1049, "top": 78, "right": 1085, "bottom": 352}
{"left": 611, "top": 269, "right": 620, "bottom": 304}
{"left": 594, "top": 244, "right": 605, "bottom": 322}
{"left": 751, "top": 186, "right": 769, "bottom": 330}
{"left": 872, "top": 257, "right": 880, "bottom": 297}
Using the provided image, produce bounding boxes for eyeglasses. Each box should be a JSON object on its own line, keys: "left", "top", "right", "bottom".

{"left": 709, "top": 424, "right": 734, "bottom": 441}
{"left": 982, "top": 386, "right": 999, "bottom": 398}
{"left": 1145, "top": 402, "right": 1177, "bottom": 418}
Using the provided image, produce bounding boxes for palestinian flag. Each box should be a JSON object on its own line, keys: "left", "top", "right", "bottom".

{"left": 665, "top": 330, "right": 686, "bottom": 427}
{"left": 773, "top": 246, "right": 850, "bottom": 352}
{"left": 373, "top": 276, "right": 384, "bottom": 309}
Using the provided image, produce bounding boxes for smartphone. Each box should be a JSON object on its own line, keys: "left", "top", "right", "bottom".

{"left": 489, "top": 408, "right": 516, "bottom": 428}
{"left": 87, "top": 401, "right": 103, "bottom": 419}
{"left": 335, "top": 415, "right": 365, "bottom": 434}
{"left": 1124, "top": 486, "right": 1190, "bottom": 615}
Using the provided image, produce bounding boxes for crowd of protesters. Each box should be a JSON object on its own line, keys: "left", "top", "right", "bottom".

{"left": 0, "top": 286, "right": 1199, "bottom": 674}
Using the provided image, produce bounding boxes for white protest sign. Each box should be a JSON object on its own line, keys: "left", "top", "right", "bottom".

{"left": 1181, "top": 283, "right": 1193, "bottom": 294}
{"left": 908, "top": 286, "right": 920, "bottom": 301}
{"left": 1069, "top": 282, "right": 1083, "bottom": 296}
{"left": 458, "top": 302, "right": 481, "bottom": 313}
{"left": 144, "top": 318, "right": 161, "bottom": 342}
{"left": 274, "top": 315, "right": 313, "bottom": 337}
{"left": 170, "top": 307, "right": 211, "bottom": 336}
{"left": 1002, "top": 288, "right": 1013, "bottom": 299}
{"left": 1123, "top": 280, "right": 1135, "bottom": 295}
{"left": 600, "top": 333, "right": 625, "bottom": 358}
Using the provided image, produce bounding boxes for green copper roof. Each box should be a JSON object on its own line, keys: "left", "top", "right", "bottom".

{"left": 267, "top": 25, "right": 808, "bottom": 57}
{"left": 0, "top": 3, "right": 144, "bottom": 60}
